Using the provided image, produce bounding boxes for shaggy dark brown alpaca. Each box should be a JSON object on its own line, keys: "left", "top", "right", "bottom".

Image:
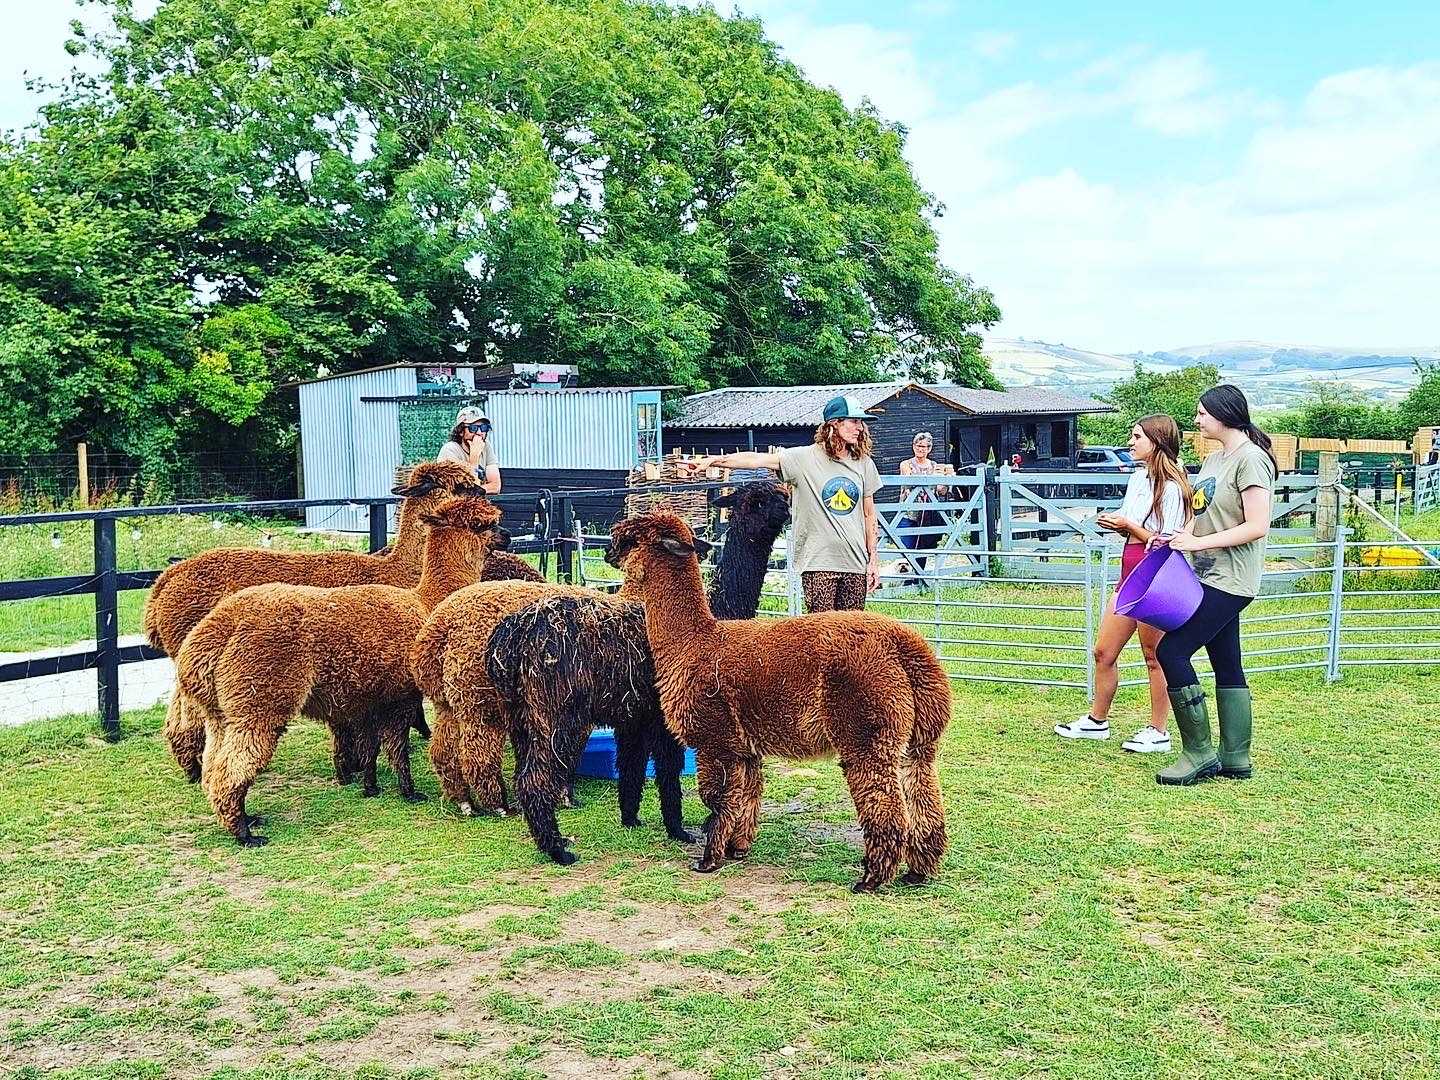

{"left": 179, "top": 495, "right": 508, "bottom": 845}
{"left": 606, "top": 511, "right": 952, "bottom": 892}
{"left": 410, "top": 579, "right": 608, "bottom": 817}
{"left": 485, "top": 481, "right": 791, "bottom": 865}
{"left": 146, "top": 460, "right": 538, "bottom": 783}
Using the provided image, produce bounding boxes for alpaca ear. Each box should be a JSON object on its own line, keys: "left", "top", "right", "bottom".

{"left": 659, "top": 537, "right": 697, "bottom": 558}
{"left": 710, "top": 491, "right": 735, "bottom": 509}
{"left": 392, "top": 479, "right": 438, "bottom": 497}
{"left": 693, "top": 536, "right": 714, "bottom": 557}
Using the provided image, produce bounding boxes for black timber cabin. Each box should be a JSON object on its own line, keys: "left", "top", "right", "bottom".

{"left": 666, "top": 383, "right": 1114, "bottom": 475}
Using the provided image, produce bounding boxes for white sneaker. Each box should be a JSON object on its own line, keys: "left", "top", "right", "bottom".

{"left": 1055, "top": 715, "right": 1110, "bottom": 740}
{"left": 1121, "top": 726, "right": 1172, "bottom": 753}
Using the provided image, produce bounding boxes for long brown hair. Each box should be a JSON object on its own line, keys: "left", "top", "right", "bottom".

{"left": 1137, "top": 413, "right": 1192, "bottom": 530}
{"left": 814, "top": 420, "right": 873, "bottom": 461}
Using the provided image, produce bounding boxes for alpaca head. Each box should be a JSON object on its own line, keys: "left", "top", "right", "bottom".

{"left": 712, "top": 481, "right": 790, "bottom": 545}
{"left": 420, "top": 495, "right": 510, "bottom": 551}
{"left": 392, "top": 461, "right": 486, "bottom": 502}
{"left": 605, "top": 512, "right": 713, "bottom": 582}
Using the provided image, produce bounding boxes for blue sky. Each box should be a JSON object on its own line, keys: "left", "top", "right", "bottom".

{"left": 5, "top": 0, "right": 1440, "bottom": 353}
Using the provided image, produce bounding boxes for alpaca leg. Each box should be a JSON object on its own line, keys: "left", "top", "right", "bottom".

{"left": 840, "top": 756, "right": 910, "bottom": 892}
{"left": 460, "top": 719, "right": 511, "bottom": 815}
{"left": 411, "top": 700, "right": 431, "bottom": 740}
{"left": 647, "top": 722, "right": 695, "bottom": 843}
{"left": 616, "top": 719, "right": 650, "bottom": 828}
{"left": 165, "top": 693, "right": 205, "bottom": 783}
{"left": 694, "top": 752, "right": 745, "bottom": 873}
{"left": 205, "top": 715, "right": 285, "bottom": 846}
{"left": 331, "top": 722, "right": 359, "bottom": 786}
{"left": 382, "top": 703, "right": 424, "bottom": 802}
{"left": 898, "top": 744, "right": 947, "bottom": 885}
{"left": 360, "top": 716, "right": 381, "bottom": 798}
{"left": 726, "top": 757, "right": 764, "bottom": 859}
{"left": 428, "top": 704, "right": 475, "bottom": 813}
{"left": 511, "top": 724, "right": 574, "bottom": 865}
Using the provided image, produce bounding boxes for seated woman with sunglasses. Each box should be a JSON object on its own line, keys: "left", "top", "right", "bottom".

{"left": 437, "top": 406, "right": 502, "bottom": 494}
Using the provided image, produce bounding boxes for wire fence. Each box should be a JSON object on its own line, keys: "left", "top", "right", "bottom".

{"left": 1, "top": 474, "right": 1436, "bottom": 738}
{"left": 0, "top": 451, "right": 299, "bottom": 510}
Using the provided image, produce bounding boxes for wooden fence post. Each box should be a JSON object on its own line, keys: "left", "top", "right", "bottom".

{"left": 93, "top": 516, "right": 120, "bottom": 741}
{"left": 77, "top": 442, "right": 89, "bottom": 507}
{"left": 1316, "top": 452, "right": 1340, "bottom": 544}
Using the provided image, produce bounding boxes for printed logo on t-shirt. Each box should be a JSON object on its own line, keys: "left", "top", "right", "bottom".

{"left": 1192, "top": 476, "right": 1216, "bottom": 515}
{"left": 821, "top": 476, "right": 861, "bottom": 516}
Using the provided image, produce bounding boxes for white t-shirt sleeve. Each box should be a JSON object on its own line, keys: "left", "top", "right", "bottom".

{"left": 1118, "top": 470, "right": 1150, "bottom": 525}
{"left": 1158, "top": 480, "right": 1187, "bottom": 534}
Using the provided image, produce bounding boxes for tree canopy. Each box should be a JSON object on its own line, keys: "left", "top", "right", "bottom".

{"left": 1080, "top": 362, "right": 1221, "bottom": 447}
{"left": 0, "top": 0, "right": 1000, "bottom": 462}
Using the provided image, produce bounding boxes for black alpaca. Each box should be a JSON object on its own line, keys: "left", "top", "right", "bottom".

{"left": 485, "top": 481, "right": 791, "bottom": 864}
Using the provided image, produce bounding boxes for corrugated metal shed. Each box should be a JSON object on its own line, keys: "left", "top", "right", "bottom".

{"left": 298, "top": 367, "right": 666, "bottom": 531}
{"left": 672, "top": 382, "right": 1110, "bottom": 428}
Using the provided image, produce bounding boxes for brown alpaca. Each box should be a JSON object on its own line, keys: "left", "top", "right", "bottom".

{"left": 605, "top": 512, "right": 952, "bottom": 892}
{"left": 411, "top": 580, "right": 614, "bottom": 817}
{"left": 179, "top": 495, "right": 509, "bottom": 846}
{"left": 146, "top": 460, "right": 539, "bottom": 782}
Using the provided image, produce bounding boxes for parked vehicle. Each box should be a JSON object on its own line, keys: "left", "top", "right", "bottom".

{"left": 1072, "top": 447, "right": 1135, "bottom": 499}
{"left": 1075, "top": 447, "right": 1135, "bottom": 471}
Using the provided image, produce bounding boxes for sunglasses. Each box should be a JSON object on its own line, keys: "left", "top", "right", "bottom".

{"left": 467, "top": 421, "right": 492, "bottom": 434}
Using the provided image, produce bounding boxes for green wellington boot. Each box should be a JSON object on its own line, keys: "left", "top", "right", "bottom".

{"left": 1156, "top": 684, "right": 1222, "bottom": 786}
{"left": 1216, "top": 686, "right": 1254, "bottom": 780}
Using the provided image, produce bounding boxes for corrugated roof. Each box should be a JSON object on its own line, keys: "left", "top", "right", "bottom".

{"left": 671, "top": 382, "right": 1111, "bottom": 428}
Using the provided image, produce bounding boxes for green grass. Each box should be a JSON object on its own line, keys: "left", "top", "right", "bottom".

{"left": 2, "top": 669, "right": 1438, "bottom": 1079}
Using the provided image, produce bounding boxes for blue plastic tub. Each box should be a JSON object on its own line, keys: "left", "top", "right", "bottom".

{"left": 577, "top": 728, "right": 697, "bottom": 780}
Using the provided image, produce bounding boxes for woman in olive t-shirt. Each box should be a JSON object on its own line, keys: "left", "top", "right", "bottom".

{"left": 1154, "top": 385, "right": 1277, "bottom": 787}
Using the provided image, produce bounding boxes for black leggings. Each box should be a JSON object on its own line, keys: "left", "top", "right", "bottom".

{"left": 1155, "top": 584, "right": 1253, "bottom": 689}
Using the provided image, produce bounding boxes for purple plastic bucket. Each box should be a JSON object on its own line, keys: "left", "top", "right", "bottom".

{"left": 1114, "top": 546, "right": 1203, "bottom": 631}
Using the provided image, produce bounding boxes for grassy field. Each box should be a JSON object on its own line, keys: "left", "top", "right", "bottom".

{"left": 2, "top": 669, "right": 1438, "bottom": 1080}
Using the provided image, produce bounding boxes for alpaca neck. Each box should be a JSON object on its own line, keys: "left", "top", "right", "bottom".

{"left": 385, "top": 498, "right": 428, "bottom": 570}
{"left": 415, "top": 531, "right": 482, "bottom": 610}
{"left": 642, "top": 555, "right": 719, "bottom": 644}
{"left": 707, "top": 529, "right": 777, "bottom": 620}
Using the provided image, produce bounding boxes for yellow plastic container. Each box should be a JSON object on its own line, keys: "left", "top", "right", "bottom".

{"left": 1360, "top": 546, "right": 1426, "bottom": 568}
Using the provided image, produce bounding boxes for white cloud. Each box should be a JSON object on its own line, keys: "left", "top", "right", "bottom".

{"left": 742, "top": 5, "right": 1440, "bottom": 352}
{"left": 970, "top": 30, "right": 1017, "bottom": 61}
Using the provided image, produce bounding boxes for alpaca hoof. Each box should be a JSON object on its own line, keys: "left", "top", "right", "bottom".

{"left": 361, "top": 787, "right": 380, "bottom": 798}
{"left": 549, "top": 848, "right": 579, "bottom": 866}
{"left": 458, "top": 802, "right": 475, "bottom": 817}
{"left": 668, "top": 828, "right": 699, "bottom": 844}
{"left": 726, "top": 843, "right": 751, "bottom": 859}
{"left": 851, "top": 880, "right": 881, "bottom": 894}
{"left": 622, "top": 816, "right": 643, "bottom": 829}
{"left": 561, "top": 793, "right": 582, "bottom": 810}
{"left": 401, "top": 791, "right": 428, "bottom": 803}
{"left": 184, "top": 768, "right": 202, "bottom": 784}
{"left": 899, "top": 870, "right": 928, "bottom": 887}
{"left": 692, "top": 860, "right": 722, "bottom": 874}
{"left": 237, "top": 834, "right": 269, "bottom": 848}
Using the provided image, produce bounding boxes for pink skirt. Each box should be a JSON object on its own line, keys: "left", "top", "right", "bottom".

{"left": 1119, "top": 543, "right": 1146, "bottom": 586}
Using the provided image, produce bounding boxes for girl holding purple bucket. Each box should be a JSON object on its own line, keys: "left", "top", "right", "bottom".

{"left": 1055, "top": 415, "right": 1191, "bottom": 751}
{"left": 1152, "top": 385, "right": 1277, "bottom": 786}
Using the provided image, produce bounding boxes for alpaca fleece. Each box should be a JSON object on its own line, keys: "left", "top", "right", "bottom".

{"left": 485, "top": 481, "right": 791, "bottom": 864}
{"left": 180, "top": 495, "right": 507, "bottom": 846}
{"left": 411, "top": 580, "right": 615, "bottom": 816}
{"left": 149, "top": 461, "right": 480, "bottom": 782}
{"left": 607, "top": 511, "right": 952, "bottom": 892}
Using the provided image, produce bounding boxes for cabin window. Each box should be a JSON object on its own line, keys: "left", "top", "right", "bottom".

{"left": 635, "top": 401, "right": 661, "bottom": 463}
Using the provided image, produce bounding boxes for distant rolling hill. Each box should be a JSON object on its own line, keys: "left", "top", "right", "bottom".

{"left": 984, "top": 337, "right": 1437, "bottom": 406}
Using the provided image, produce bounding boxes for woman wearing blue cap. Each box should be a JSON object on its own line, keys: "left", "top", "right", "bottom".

{"left": 688, "top": 395, "right": 881, "bottom": 612}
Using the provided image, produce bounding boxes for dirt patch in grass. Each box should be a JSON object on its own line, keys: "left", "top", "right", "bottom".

{"left": 529, "top": 1045, "right": 707, "bottom": 1079}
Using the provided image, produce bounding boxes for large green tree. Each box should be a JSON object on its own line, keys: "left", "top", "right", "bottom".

{"left": 1081, "top": 362, "right": 1221, "bottom": 446}
{"left": 0, "top": 0, "right": 999, "bottom": 461}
